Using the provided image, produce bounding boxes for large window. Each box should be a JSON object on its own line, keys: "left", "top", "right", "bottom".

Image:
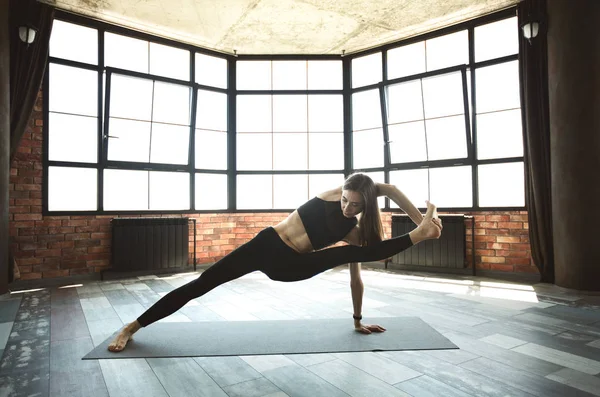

{"left": 236, "top": 60, "right": 345, "bottom": 210}
{"left": 45, "top": 10, "right": 523, "bottom": 214}
{"left": 351, "top": 13, "right": 523, "bottom": 210}
{"left": 46, "top": 18, "right": 229, "bottom": 213}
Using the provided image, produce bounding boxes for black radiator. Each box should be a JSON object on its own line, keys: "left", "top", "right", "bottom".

{"left": 390, "top": 214, "right": 466, "bottom": 271}
{"left": 111, "top": 218, "right": 189, "bottom": 273}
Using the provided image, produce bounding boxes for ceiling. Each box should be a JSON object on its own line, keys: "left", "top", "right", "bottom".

{"left": 40, "top": 0, "right": 520, "bottom": 55}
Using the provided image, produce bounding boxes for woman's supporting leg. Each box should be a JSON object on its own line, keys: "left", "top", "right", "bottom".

{"left": 108, "top": 229, "right": 271, "bottom": 351}
{"left": 136, "top": 248, "right": 259, "bottom": 327}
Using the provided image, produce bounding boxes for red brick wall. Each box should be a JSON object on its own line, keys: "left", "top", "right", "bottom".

{"left": 8, "top": 92, "right": 538, "bottom": 280}
{"left": 465, "top": 212, "right": 536, "bottom": 273}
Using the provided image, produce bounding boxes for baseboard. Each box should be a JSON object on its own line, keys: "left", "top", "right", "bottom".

{"left": 363, "top": 261, "right": 541, "bottom": 284}
{"left": 383, "top": 261, "right": 473, "bottom": 276}
{"left": 100, "top": 265, "right": 204, "bottom": 281}
{"left": 475, "top": 269, "right": 541, "bottom": 284}
{"left": 8, "top": 264, "right": 213, "bottom": 291}
{"left": 9, "top": 273, "right": 100, "bottom": 291}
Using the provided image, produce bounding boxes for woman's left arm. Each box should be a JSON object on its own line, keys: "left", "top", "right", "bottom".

{"left": 376, "top": 183, "right": 424, "bottom": 226}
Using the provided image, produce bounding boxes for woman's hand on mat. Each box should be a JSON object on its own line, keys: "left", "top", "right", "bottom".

{"left": 355, "top": 323, "right": 386, "bottom": 334}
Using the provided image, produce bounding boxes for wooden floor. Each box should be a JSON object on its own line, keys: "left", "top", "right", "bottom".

{"left": 1, "top": 266, "right": 600, "bottom": 397}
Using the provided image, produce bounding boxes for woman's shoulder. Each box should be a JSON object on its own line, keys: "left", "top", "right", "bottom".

{"left": 316, "top": 186, "right": 342, "bottom": 201}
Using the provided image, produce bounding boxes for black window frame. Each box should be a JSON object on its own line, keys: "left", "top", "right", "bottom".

{"left": 42, "top": 7, "right": 523, "bottom": 216}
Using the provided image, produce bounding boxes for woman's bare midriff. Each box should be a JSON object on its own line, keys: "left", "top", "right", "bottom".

{"left": 273, "top": 210, "right": 315, "bottom": 254}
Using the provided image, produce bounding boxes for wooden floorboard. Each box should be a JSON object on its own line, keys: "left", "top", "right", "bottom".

{"left": 4, "top": 267, "right": 600, "bottom": 397}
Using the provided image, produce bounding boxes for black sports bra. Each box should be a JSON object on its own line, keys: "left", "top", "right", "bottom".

{"left": 296, "top": 197, "right": 358, "bottom": 250}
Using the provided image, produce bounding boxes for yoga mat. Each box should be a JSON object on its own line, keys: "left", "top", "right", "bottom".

{"left": 83, "top": 317, "right": 457, "bottom": 360}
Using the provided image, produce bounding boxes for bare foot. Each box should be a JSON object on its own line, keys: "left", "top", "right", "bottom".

{"left": 410, "top": 201, "right": 442, "bottom": 244}
{"left": 108, "top": 321, "right": 140, "bottom": 352}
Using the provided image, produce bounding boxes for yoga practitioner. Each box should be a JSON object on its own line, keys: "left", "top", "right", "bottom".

{"left": 108, "top": 173, "right": 442, "bottom": 352}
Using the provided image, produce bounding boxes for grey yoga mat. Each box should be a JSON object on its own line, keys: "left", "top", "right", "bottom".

{"left": 83, "top": 317, "right": 457, "bottom": 360}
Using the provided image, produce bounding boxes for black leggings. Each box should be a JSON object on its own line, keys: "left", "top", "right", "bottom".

{"left": 137, "top": 227, "right": 413, "bottom": 327}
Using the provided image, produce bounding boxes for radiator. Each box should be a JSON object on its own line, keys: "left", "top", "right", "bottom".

{"left": 111, "top": 218, "right": 189, "bottom": 273}
{"left": 390, "top": 214, "right": 466, "bottom": 270}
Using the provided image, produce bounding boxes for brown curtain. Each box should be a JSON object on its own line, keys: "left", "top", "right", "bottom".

{"left": 9, "top": 0, "right": 54, "bottom": 160}
{"left": 8, "top": 0, "right": 54, "bottom": 282}
{"left": 518, "top": 0, "right": 554, "bottom": 283}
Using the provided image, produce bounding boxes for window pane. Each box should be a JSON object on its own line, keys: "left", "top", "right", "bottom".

{"left": 273, "top": 61, "right": 306, "bottom": 90}
{"left": 476, "top": 61, "right": 520, "bottom": 113}
{"left": 152, "top": 82, "right": 191, "bottom": 125}
{"left": 237, "top": 95, "right": 271, "bottom": 132}
{"left": 309, "top": 174, "right": 345, "bottom": 197}
{"left": 149, "top": 42, "right": 190, "bottom": 81}
{"left": 237, "top": 175, "right": 272, "bottom": 209}
{"left": 477, "top": 109, "right": 523, "bottom": 160}
{"left": 48, "top": 113, "right": 97, "bottom": 163}
{"left": 426, "top": 30, "right": 468, "bottom": 71}
{"left": 352, "top": 52, "right": 382, "bottom": 88}
{"left": 237, "top": 133, "right": 272, "bottom": 170}
{"left": 105, "top": 32, "right": 148, "bottom": 73}
{"left": 475, "top": 17, "right": 519, "bottom": 62}
{"left": 109, "top": 75, "right": 153, "bottom": 121}
{"left": 48, "top": 167, "right": 97, "bottom": 211}
{"left": 386, "top": 80, "right": 423, "bottom": 124}
{"left": 430, "top": 166, "right": 472, "bottom": 207}
{"left": 387, "top": 42, "right": 426, "bottom": 80}
{"left": 237, "top": 61, "right": 271, "bottom": 90}
{"left": 425, "top": 116, "right": 468, "bottom": 160}
{"left": 195, "top": 130, "right": 227, "bottom": 170}
{"left": 196, "top": 173, "right": 227, "bottom": 210}
{"left": 50, "top": 20, "right": 97, "bottom": 64}
{"left": 273, "top": 133, "right": 307, "bottom": 170}
{"left": 389, "top": 169, "right": 429, "bottom": 209}
{"left": 352, "top": 89, "right": 382, "bottom": 131}
{"left": 149, "top": 171, "right": 189, "bottom": 210}
{"left": 308, "top": 61, "right": 342, "bottom": 90}
{"left": 274, "top": 174, "right": 308, "bottom": 209}
{"left": 478, "top": 162, "right": 525, "bottom": 207}
{"left": 422, "top": 72, "right": 465, "bottom": 119}
{"left": 104, "top": 169, "right": 148, "bottom": 210}
{"left": 308, "top": 95, "right": 343, "bottom": 132}
{"left": 273, "top": 95, "right": 307, "bottom": 132}
{"left": 49, "top": 64, "right": 97, "bottom": 116}
{"left": 196, "top": 90, "right": 227, "bottom": 131}
{"left": 195, "top": 52, "right": 227, "bottom": 88}
{"left": 309, "top": 133, "right": 344, "bottom": 170}
{"left": 150, "top": 123, "right": 189, "bottom": 165}
{"left": 362, "top": 171, "right": 385, "bottom": 208}
{"left": 107, "top": 118, "right": 151, "bottom": 162}
{"left": 388, "top": 121, "right": 427, "bottom": 164}
{"left": 353, "top": 128, "right": 384, "bottom": 169}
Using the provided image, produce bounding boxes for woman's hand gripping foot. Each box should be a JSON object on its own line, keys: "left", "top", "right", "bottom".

{"left": 410, "top": 201, "right": 443, "bottom": 244}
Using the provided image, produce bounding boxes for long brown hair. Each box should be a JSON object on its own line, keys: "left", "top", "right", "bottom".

{"left": 343, "top": 173, "right": 383, "bottom": 246}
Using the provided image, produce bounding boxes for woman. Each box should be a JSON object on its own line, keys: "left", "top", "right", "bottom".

{"left": 108, "top": 173, "right": 442, "bottom": 352}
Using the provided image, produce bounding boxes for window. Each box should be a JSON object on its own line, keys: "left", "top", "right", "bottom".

{"left": 352, "top": 52, "right": 382, "bottom": 88}
{"left": 47, "top": 20, "right": 229, "bottom": 213}
{"left": 106, "top": 74, "right": 191, "bottom": 165}
{"left": 352, "top": 89, "right": 383, "bottom": 169}
{"left": 45, "top": 11, "right": 521, "bottom": 214}
{"left": 50, "top": 20, "right": 98, "bottom": 64}
{"left": 236, "top": 60, "right": 344, "bottom": 209}
{"left": 374, "top": 13, "right": 521, "bottom": 210}
{"left": 195, "top": 52, "right": 228, "bottom": 88}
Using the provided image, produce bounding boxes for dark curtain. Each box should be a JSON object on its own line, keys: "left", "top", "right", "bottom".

{"left": 9, "top": 0, "right": 54, "bottom": 160}
{"left": 8, "top": 0, "right": 54, "bottom": 282}
{"left": 518, "top": 0, "right": 554, "bottom": 283}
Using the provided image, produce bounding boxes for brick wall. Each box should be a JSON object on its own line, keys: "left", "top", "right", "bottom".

{"left": 8, "top": 91, "right": 538, "bottom": 280}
